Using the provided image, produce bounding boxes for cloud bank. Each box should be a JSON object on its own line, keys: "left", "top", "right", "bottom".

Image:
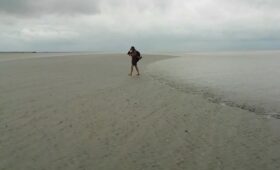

{"left": 0, "top": 0, "right": 279, "bottom": 52}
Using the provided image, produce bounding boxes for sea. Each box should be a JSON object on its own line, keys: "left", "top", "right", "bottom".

{"left": 148, "top": 51, "right": 280, "bottom": 119}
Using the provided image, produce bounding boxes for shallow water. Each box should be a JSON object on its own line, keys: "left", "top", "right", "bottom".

{"left": 0, "top": 52, "right": 96, "bottom": 62}
{"left": 148, "top": 51, "right": 280, "bottom": 118}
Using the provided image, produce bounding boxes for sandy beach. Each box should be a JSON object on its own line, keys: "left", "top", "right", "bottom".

{"left": 0, "top": 53, "right": 280, "bottom": 170}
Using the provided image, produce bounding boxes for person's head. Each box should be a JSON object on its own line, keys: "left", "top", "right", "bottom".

{"left": 130, "top": 46, "right": 135, "bottom": 51}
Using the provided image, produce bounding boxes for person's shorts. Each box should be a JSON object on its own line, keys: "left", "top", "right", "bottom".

{"left": 132, "top": 58, "right": 140, "bottom": 66}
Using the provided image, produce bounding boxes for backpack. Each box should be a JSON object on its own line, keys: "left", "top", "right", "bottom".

{"left": 136, "top": 51, "right": 142, "bottom": 60}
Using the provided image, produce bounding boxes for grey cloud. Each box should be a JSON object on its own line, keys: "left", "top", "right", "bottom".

{"left": 0, "top": 0, "right": 280, "bottom": 51}
{"left": 0, "top": 0, "right": 101, "bottom": 17}
{"left": 238, "top": 0, "right": 280, "bottom": 8}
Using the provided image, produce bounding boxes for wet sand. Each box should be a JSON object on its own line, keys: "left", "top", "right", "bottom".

{"left": 0, "top": 53, "right": 279, "bottom": 170}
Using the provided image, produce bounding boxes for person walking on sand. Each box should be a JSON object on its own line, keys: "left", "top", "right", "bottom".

{"left": 127, "top": 46, "right": 142, "bottom": 76}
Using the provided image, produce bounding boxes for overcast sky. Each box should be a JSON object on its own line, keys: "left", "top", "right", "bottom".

{"left": 0, "top": 0, "right": 280, "bottom": 52}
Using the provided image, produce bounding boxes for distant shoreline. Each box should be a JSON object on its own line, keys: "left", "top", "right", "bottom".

{"left": 0, "top": 51, "right": 38, "bottom": 53}
{"left": 1, "top": 49, "right": 280, "bottom": 55}
{"left": 0, "top": 51, "right": 103, "bottom": 54}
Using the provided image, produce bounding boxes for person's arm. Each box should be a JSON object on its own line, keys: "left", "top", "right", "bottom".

{"left": 127, "top": 50, "right": 132, "bottom": 56}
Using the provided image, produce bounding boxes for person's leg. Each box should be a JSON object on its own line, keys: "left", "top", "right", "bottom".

{"left": 129, "top": 65, "right": 133, "bottom": 76}
{"left": 135, "top": 65, "right": 140, "bottom": 75}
